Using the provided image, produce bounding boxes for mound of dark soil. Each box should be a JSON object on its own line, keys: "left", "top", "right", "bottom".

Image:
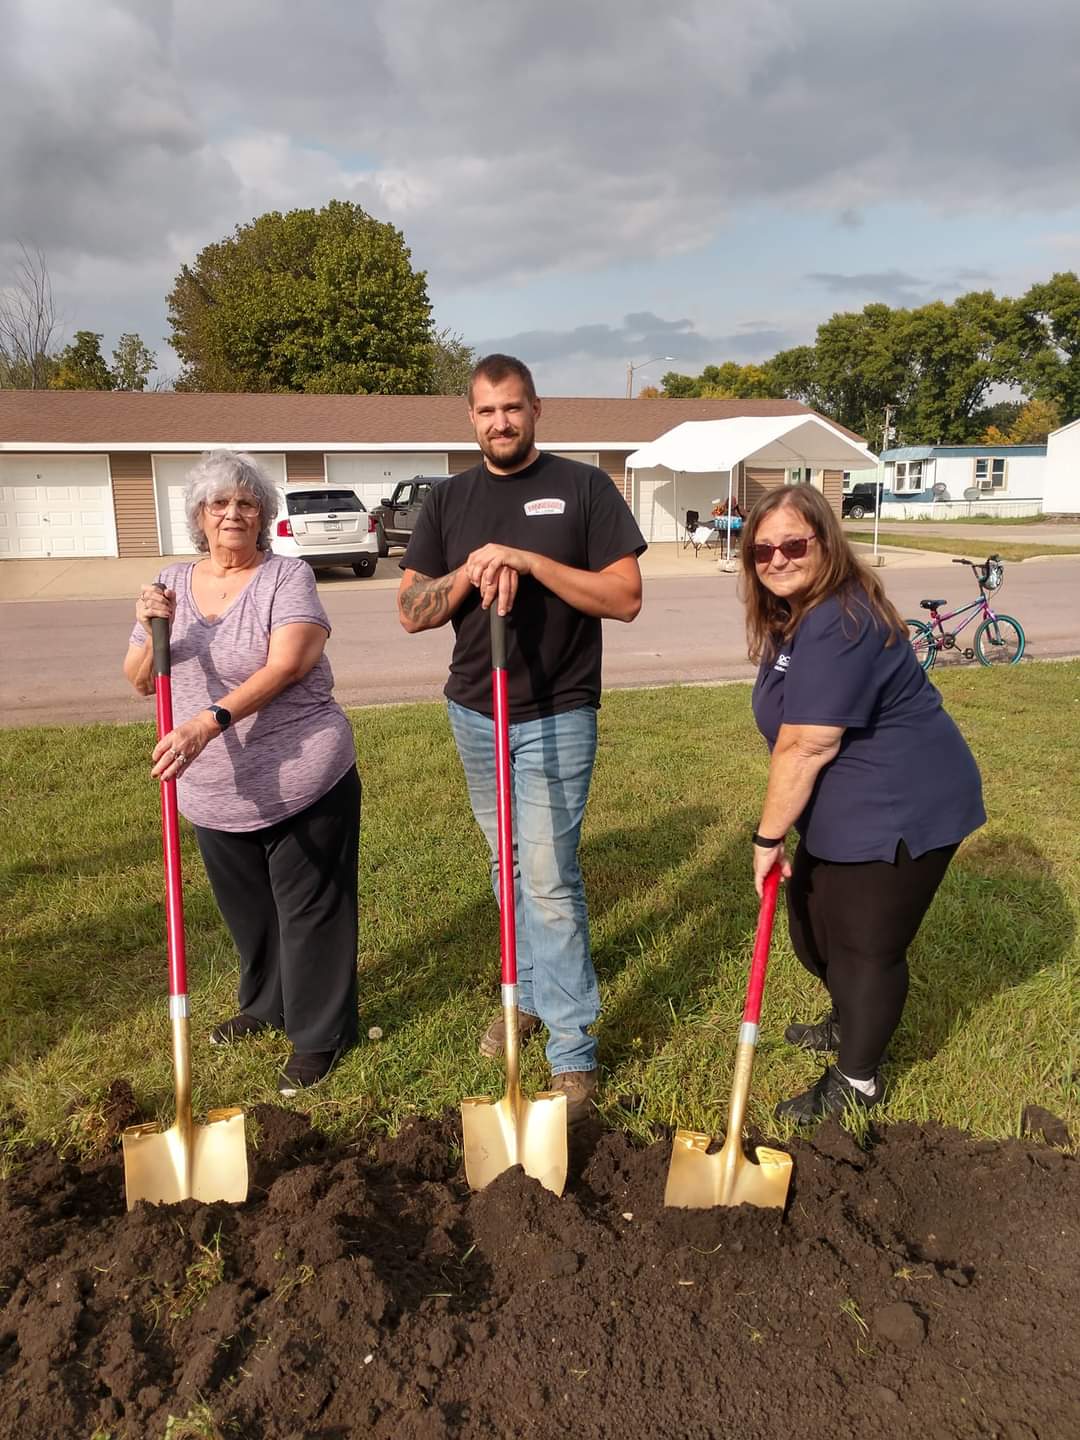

{"left": 1, "top": 1108, "right": 1077, "bottom": 1439}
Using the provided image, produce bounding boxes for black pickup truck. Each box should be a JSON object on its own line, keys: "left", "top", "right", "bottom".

{"left": 370, "top": 476, "right": 446, "bottom": 556}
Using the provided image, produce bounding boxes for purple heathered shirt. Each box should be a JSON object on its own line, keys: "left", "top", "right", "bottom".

{"left": 129, "top": 554, "right": 356, "bottom": 833}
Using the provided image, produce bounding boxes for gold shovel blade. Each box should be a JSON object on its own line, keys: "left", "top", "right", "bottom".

{"left": 461, "top": 1090, "right": 568, "bottom": 1196}
{"left": 122, "top": 1107, "right": 248, "bottom": 1209}
{"left": 664, "top": 1127, "right": 793, "bottom": 1210}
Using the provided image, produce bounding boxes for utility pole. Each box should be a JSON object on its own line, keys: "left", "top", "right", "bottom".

{"left": 873, "top": 403, "right": 895, "bottom": 563}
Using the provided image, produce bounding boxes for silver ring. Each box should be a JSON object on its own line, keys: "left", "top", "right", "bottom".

{"left": 176, "top": 753, "right": 187, "bottom": 767}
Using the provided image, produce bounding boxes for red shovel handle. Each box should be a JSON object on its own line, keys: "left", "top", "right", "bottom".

{"left": 490, "top": 608, "right": 517, "bottom": 988}
{"left": 742, "top": 866, "right": 781, "bottom": 1027}
{"left": 151, "top": 605, "right": 188, "bottom": 1001}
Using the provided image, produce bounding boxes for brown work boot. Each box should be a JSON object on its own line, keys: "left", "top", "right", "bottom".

{"left": 549, "top": 1070, "right": 598, "bottom": 1125}
{"left": 479, "top": 1009, "right": 543, "bottom": 1059}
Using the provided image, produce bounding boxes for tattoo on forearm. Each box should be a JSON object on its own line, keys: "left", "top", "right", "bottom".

{"left": 401, "top": 569, "right": 458, "bottom": 625}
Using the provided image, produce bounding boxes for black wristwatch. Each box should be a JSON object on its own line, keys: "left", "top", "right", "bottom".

{"left": 752, "top": 831, "right": 786, "bottom": 848}
{"left": 208, "top": 704, "right": 232, "bottom": 731}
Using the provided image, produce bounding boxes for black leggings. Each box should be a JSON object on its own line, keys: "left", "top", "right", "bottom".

{"left": 194, "top": 766, "right": 361, "bottom": 1053}
{"left": 785, "top": 839, "right": 957, "bottom": 1080}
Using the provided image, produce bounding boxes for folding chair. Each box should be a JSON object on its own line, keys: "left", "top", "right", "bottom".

{"left": 682, "top": 509, "right": 703, "bottom": 553}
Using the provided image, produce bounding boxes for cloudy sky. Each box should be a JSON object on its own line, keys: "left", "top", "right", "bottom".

{"left": 3, "top": 0, "right": 1079, "bottom": 394}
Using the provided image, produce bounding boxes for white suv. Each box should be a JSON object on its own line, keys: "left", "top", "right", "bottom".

{"left": 271, "top": 484, "right": 380, "bottom": 578}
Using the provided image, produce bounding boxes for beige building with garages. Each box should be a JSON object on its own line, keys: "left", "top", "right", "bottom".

{"left": 0, "top": 390, "right": 857, "bottom": 559}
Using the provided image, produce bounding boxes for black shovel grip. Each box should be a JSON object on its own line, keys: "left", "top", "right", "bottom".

{"left": 151, "top": 582, "right": 171, "bottom": 678}
{"left": 490, "top": 606, "right": 507, "bottom": 670}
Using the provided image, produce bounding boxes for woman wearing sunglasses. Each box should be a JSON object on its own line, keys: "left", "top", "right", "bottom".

{"left": 743, "top": 484, "right": 984, "bottom": 1123}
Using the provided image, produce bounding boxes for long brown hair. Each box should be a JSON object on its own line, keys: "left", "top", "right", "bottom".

{"left": 739, "top": 484, "right": 905, "bottom": 662}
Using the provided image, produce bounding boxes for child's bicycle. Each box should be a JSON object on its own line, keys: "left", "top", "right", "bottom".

{"left": 906, "top": 554, "right": 1026, "bottom": 670}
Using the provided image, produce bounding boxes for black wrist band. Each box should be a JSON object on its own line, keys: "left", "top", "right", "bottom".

{"left": 752, "top": 831, "right": 785, "bottom": 848}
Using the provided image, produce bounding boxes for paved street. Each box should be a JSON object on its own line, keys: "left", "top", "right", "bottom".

{"left": 1, "top": 555, "right": 1076, "bottom": 727}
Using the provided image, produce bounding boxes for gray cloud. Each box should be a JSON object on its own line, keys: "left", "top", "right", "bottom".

{"left": 477, "top": 313, "right": 792, "bottom": 386}
{"left": 2, "top": 0, "right": 1077, "bottom": 387}
{"left": 806, "top": 270, "right": 932, "bottom": 304}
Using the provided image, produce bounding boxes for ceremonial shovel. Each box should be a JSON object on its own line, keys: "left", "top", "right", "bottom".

{"left": 664, "top": 867, "right": 793, "bottom": 1210}
{"left": 122, "top": 606, "right": 248, "bottom": 1208}
{"left": 461, "top": 608, "right": 568, "bottom": 1196}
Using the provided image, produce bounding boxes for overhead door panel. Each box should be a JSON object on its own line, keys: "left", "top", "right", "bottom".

{"left": 153, "top": 454, "right": 285, "bottom": 555}
{"left": 0, "top": 456, "right": 116, "bottom": 557}
{"left": 325, "top": 453, "right": 448, "bottom": 511}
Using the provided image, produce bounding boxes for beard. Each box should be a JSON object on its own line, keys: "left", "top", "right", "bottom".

{"left": 478, "top": 428, "right": 535, "bottom": 471}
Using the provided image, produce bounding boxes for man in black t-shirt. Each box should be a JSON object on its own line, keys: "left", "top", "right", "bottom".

{"left": 398, "top": 354, "right": 646, "bottom": 1121}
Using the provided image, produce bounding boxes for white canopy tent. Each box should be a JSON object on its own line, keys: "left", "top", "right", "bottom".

{"left": 626, "top": 415, "right": 879, "bottom": 554}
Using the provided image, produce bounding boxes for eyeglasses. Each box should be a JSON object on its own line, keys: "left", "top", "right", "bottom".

{"left": 205, "top": 496, "right": 261, "bottom": 517}
{"left": 750, "top": 535, "right": 816, "bottom": 565}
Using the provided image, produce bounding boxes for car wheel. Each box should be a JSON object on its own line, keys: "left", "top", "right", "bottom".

{"left": 848, "top": 503, "right": 866, "bottom": 519}
{"left": 376, "top": 523, "right": 389, "bottom": 558}
{"left": 353, "top": 558, "right": 377, "bottom": 578}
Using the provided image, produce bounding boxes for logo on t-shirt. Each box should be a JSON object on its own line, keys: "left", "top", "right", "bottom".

{"left": 774, "top": 653, "right": 791, "bottom": 673}
{"left": 523, "top": 498, "right": 566, "bottom": 517}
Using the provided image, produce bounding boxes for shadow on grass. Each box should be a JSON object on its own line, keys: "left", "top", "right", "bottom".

{"left": 894, "top": 832, "right": 1075, "bottom": 1072}
{"left": 357, "top": 804, "right": 723, "bottom": 1036}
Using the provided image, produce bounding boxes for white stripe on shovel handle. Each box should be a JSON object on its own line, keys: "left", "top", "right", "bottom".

{"left": 739, "top": 866, "right": 781, "bottom": 1045}
{"left": 490, "top": 607, "right": 517, "bottom": 990}
{"left": 151, "top": 592, "right": 188, "bottom": 1005}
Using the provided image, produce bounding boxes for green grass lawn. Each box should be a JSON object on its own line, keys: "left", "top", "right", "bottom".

{"left": 2, "top": 667, "right": 1078, "bottom": 1165}
{"left": 846, "top": 530, "right": 1080, "bottom": 562}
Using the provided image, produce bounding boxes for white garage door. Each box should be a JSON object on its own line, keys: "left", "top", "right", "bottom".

{"left": 326, "top": 453, "right": 448, "bottom": 511}
{"left": 0, "top": 456, "right": 116, "bottom": 558}
{"left": 154, "top": 454, "right": 286, "bottom": 554}
{"left": 633, "top": 468, "right": 731, "bottom": 542}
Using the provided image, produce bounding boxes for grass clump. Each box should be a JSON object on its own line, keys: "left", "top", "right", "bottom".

{"left": 846, "top": 530, "right": 1079, "bottom": 561}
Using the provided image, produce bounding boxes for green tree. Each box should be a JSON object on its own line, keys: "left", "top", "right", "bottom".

{"left": 970, "top": 398, "right": 1025, "bottom": 436}
{"left": 659, "top": 361, "right": 779, "bottom": 399}
{"left": 1004, "top": 273, "right": 1080, "bottom": 421}
{"left": 1006, "top": 397, "right": 1060, "bottom": 444}
{"left": 110, "top": 332, "right": 156, "bottom": 391}
{"left": 809, "top": 304, "right": 908, "bottom": 439}
{"left": 763, "top": 345, "right": 821, "bottom": 407}
{"left": 900, "top": 292, "right": 1012, "bottom": 444}
{"left": 167, "top": 200, "right": 434, "bottom": 393}
{"left": 659, "top": 370, "right": 701, "bottom": 397}
{"left": 428, "top": 326, "right": 475, "bottom": 395}
{"left": 50, "top": 330, "right": 113, "bottom": 390}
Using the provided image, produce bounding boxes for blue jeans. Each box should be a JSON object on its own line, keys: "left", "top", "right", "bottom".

{"left": 447, "top": 700, "right": 599, "bottom": 1076}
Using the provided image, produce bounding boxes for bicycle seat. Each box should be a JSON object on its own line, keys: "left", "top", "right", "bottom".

{"left": 920, "top": 599, "right": 946, "bottom": 610}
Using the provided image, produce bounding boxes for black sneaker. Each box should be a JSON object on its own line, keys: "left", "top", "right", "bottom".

{"left": 210, "top": 1012, "right": 272, "bottom": 1046}
{"left": 783, "top": 1008, "right": 841, "bottom": 1054}
{"left": 775, "top": 1065, "right": 884, "bottom": 1126}
{"left": 277, "top": 1047, "right": 343, "bottom": 1098}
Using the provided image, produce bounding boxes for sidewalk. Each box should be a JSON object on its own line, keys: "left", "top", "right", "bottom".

{"left": 0, "top": 539, "right": 943, "bottom": 603}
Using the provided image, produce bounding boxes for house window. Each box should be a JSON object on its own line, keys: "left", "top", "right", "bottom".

{"left": 892, "top": 461, "right": 924, "bottom": 494}
{"left": 975, "top": 457, "right": 1007, "bottom": 491}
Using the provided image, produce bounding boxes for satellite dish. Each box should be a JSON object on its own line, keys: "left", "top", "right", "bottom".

{"left": 932, "top": 482, "right": 947, "bottom": 497}
{"left": 963, "top": 486, "right": 980, "bottom": 501}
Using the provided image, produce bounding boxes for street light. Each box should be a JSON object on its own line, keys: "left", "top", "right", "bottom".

{"left": 626, "top": 355, "right": 676, "bottom": 399}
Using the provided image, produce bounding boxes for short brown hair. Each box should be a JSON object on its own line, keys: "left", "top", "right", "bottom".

{"left": 468, "top": 353, "right": 537, "bottom": 405}
{"left": 739, "top": 484, "right": 905, "bottom": 663}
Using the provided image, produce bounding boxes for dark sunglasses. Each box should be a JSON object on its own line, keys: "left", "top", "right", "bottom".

{"left": 751, "top": 535, "right": 816, "bottom": 565}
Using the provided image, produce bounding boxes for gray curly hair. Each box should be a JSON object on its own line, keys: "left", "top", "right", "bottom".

{"left": 184, "top": 450, "right": 279, "bottom": 553}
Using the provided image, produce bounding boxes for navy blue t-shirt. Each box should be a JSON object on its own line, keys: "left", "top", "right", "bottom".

{"left": 751, "top": 589, "right": 985, "bottom": 862}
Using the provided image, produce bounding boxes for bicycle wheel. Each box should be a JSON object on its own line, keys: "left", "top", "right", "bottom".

{"left": 905, "top": 619, "right": 936, "bottom": 671}
{"left": 974, "top": 614, "right": 1025, "bottom": 666}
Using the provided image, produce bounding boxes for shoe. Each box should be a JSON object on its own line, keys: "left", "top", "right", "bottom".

{"left": 278, "top": 1048, "right": 342, "bottom": 1098}
{"left": 479, "top": 1009, "right": 542, "bottom": 1059}
{"left": 775, "top": 1065, "right": 884, "bottom": 1126}
{"left": 784, "top": 1008, "right": 841, "bottom": 1054}
{"left": 210, "top": 1012, "right": 272, "bottom": 1046}
{"left": 548, "top": 1070, "right": 598, "bottom": 1125}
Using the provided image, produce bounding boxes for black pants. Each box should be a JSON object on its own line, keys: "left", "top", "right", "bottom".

{"left": 785, "top": 838, "right": 957, "bottom": 1080}
{"left": 194, "top": 766, "right": 361, "bottom": 1053}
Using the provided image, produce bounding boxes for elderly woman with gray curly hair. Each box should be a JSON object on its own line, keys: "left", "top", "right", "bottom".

{"left": 122, "top": 450, "right": 360, "bottom": 1096}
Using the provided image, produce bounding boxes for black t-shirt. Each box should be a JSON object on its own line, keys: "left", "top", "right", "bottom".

{"left": 401, "top": 453, "right": 646, "bottom": 722}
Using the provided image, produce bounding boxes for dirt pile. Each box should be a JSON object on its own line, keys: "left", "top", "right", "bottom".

{"left": 1, "top": 1108, "right": 1077, "bottom": 1439}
